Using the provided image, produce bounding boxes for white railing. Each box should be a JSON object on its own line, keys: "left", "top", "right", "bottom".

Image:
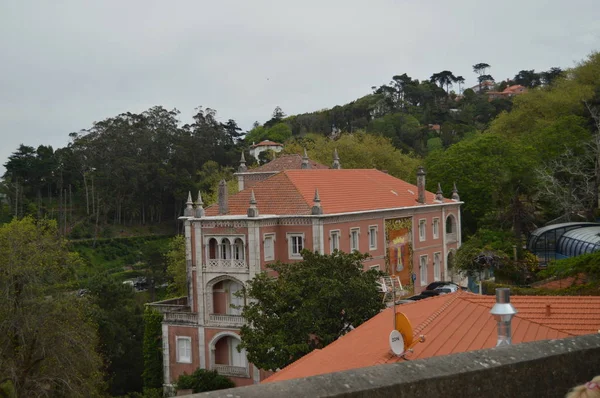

{"left": 205, "top": 259, "right": 248, "bottom": 269}
{"left": 214, "top": 364, "right": 249, "bottom": 378}
{"left": 164, "top": 312, "right": 198, "bottom": 325}
{"left": 209, "top": 313, "right": 245, "bottom": 326}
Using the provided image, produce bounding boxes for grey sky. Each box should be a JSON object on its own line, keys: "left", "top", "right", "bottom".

{"left": 1, "top": 0, "right": 599, "bottom": 174}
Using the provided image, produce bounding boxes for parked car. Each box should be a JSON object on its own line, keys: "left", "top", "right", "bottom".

{"left": 434, "top": 284, "right": 459, "bottom": 294}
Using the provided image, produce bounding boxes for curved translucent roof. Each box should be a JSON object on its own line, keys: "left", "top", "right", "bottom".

{"left": 561, "top": 226, "right": 600, "bottom": 244}
{"left": 529, "top": 222, "right": 600, "bottom": 237}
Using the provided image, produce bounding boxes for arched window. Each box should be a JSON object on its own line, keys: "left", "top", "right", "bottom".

{"left": 208, "top": 238, "right": 218, "bottom": 260}
{"left": 446, "top": 215, "right": 456, "bottom": 234}
{"left": 220, "top": 238, "right": 231, "bottom": 260}
{"left": 233, "top": 238, "right": 245, "bottom": 260}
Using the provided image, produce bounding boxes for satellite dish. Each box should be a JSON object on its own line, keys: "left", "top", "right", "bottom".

{"left": 395, "top": 312, "right": 414, "bottom": 351}
{"left": 389, "top": 329, "right": 405, "bottom": 355}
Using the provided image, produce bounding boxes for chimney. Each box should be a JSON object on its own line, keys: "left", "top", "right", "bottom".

{"left": 183, "top": 191, "right": 194, "bottom": 217}
{"left": 416, "top": 166, "right": 426, "bottom": 204}
{"left": 218, "top": 180, "right": 228, "bottom": 215}
{"left": 490, "top": 288, "right": 518, "bottom": 347}
{"left": 545, "top": 303, "right": 551, "bottom": 317}
{"left": 247, "top": 190, "right": 259, "bottom": 218}
{"left": 301, "top": 148, "right": 310, "bottom": 169}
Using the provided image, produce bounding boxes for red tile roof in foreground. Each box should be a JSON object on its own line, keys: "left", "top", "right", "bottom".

{"left": 206, "top": 169, "right": 450, "bottom": 216}
{"left": 263, "top": 292, "right": 600, "bottom": 384}
{"left": 246, "top": 154, "right": 329, "bottom": 173}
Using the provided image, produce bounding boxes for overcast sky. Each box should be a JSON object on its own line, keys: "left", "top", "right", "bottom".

{"left": 1, "top": 0, "right": 599, "bottom": 174}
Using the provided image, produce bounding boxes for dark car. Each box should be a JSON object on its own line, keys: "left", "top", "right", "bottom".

{"left": 425, "top": 281, "right": 467, "bottom": 291}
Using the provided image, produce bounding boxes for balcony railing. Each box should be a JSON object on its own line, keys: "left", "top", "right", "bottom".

{"left": 164, "top": 312, "right": 198, "bottom": 325}
{"left": 208, "top": 313, "right": 245, "bottom": 327}
{"left": 213, "top": 364, "right": 249, "bottom": 378}
{"left": 204, "top": 259, "right": 248, "bottom": 271}
{"left": 446, "top": 232, "right": 457, "bottom": 243}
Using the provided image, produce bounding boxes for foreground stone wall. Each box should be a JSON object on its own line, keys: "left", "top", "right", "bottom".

{"left": 187, "top": 334, "right": 600, "bottom": 398}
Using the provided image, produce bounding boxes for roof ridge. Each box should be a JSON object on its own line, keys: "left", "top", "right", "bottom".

{"left": 412, "top": 293, "right": 462, "bottom": 337}
{"left": 464, "top": 295, "right": 577, "bottom": 337}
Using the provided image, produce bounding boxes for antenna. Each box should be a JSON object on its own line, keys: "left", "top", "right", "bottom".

{"left": 389, "top": 329, "right": 405, "bottom": 356}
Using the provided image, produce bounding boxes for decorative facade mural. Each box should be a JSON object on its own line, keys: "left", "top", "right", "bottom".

{"left": 385, "top": 218, "right": 413, "bottom": 290}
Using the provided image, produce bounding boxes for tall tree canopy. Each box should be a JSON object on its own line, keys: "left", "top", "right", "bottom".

{"left": 0, "top": 217, "right": 104, "bottom": 397}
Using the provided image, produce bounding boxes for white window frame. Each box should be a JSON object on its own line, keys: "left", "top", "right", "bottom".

{"left": 368, "top": 225, "right": 378, "bottom": 250}
{"left": 287, "top": 233, "right": 305, "bottom": 259}
{"left": 419, "top": 219, "right": 426, "bottom": 242}
{"left": 263, "top": 233, "right": 275, "bottom": 261}
{"left": 176, "top": 336, "right": 192, "bottom": 364}
{"left": 420, "top": 255, "right": 428, "bottom": 286}
{"left": 350, "top": 228, "right": 360, "bottom": 252}
{"left": 370, "top": 264, "right": 381, "bottom": 271}
{"left": 433, "top": 218, "right": 440, "bottom": 239}
{"left": 329, "top": 229, "right": 340, "bottom": 253}
{"left": 434, "top": 252, "right": 441, "bottom": 281}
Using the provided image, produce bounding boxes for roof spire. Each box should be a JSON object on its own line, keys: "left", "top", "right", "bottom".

{"left": 301, "top": 148, "right": 311, "bottom": 169}
{"left": 195, "top": 191, "right": 205, "bottom": 218}
{"left": 238, "top": 151, "right": 248, "bottom": 172}
{"left": 184, "top": 191, "right": 194, "bottom": 217}
{"left": 435, "top": 183, "right": 444, "bottom": 202}
{"left": 332, "top": 148, "right": 341, "bottom": 169}
{"left": 247, "top": 190, "right": 259, "bottom": 217}
{"left": 311, "top": 188, "right": 323, "bottom": 215}
{"left": 451, "top": 182, "right": 460, "bottom": 201}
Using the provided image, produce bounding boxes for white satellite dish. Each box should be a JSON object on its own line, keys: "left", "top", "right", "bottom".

{"left": 389, "top": 329, "right": 405, "bottom": 356}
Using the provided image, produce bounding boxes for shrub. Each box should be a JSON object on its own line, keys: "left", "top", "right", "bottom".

{"left": 175, "top": 368, "right": 235, "bottom": 393}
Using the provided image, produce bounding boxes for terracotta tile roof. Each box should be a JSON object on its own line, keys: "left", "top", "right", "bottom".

{"left": 206, "top": 169, "right": 450, "bottom": 216}
{"left": 462, "top": 295, "right": 600, "bottom": 336}
{"left": 251, "top": 140, "right": 283, "bottom": 147}
{"left": 247, "top": 154, "right": 329, "bottom": 173}
{"left": 503, "top": 84, "right": 526, "bottom": 93}
{"left": 262, "top": 291, "right": 591, "bottom": 384}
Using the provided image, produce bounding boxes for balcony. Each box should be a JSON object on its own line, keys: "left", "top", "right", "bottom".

{"left": 208, "top": 313, "right": 245, "bottom": 327}
{"left": 213, "top": 364, "right": 249, "bottom": 378}
{"left": 163, "top": 311, "right": 198, "bottom": 325}
{"left": 446, "top": 232, "right": 457, "bottom": 243}
{"left": 204, "top": 259, "right": 248, "bottom": 273}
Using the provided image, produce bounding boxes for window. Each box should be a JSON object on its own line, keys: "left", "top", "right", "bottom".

{"left": 433, "top": 218, "right": 440, "bottom": 239}
{"left": 370, "top": 264, "right": 381, "bottom": 271}
{"left": 369, "top": 226, "right": 378, "bottom": 250}
{"left": 419, "top": 219, "right": 426, "bottom": 242}
{"left": 264, "top": 234, "right": 275, "bottom": 261}
{"left": 350, "top": 228, "right": 360, "bottom": 252}
{"left": 233, "top": 238, "right": 244, "bottom": 260}
{"left": 434, "top": 252, "right": 441, "bottom": 281}
{"left": 288, "top": 233, "right": 304, "bottom": 259}
{"left": 446, "top": 215, "right": 455, "bottom": 234}
{"left": 420, "top": 255, "right": 428, "bottom": 286}
{"left": 330, "top": 230, "right": 340, "bottom": 253}
{"left": 220, "top": 238, "right": 231, "bottom": 259}
{"left": 176, "top": 337, "right": 192, "bottom": 363}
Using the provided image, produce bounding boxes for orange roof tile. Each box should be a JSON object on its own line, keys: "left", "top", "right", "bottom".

{"left": 206, "top": 169, "right": 450, "bottom": 216}
{"left": 262, "top": 291, "right": 585, "bottom": 384}
{"left": 247, "top": 154, "right": 329, "bottom": 173}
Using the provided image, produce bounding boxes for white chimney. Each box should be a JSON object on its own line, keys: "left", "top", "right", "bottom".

{"left": 490, "top": 288, "right": 517, "bottom": 347}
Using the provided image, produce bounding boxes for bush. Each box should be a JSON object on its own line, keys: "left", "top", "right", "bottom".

{"left": 175, "top": 368, "right": 235, "bottom": 393}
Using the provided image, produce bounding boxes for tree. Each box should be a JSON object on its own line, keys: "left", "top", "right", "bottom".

{"left": 239, "top": 250, "right": 384, "bottom": 371}
{"left": 473, "top": 63, "right": 491, "bottom": 91}
{"left": 166, "top": 235, "right": 187, "bottom": 297}
{"left": 540, "top": 67, "right": 564, "bottom": 86}
{"left": 455, "top": 76, "right": 465, "bottom": 94}
{"left": 142, "top": 308, "right": 163, "bottom": 391}
{"left": 513, "top": 69, "right": 542, "bottom": 88}
{"left": 175, "top": 369, "right": 234, "bottom": 393}
{"left": 87, "top": 273, "right": 145, "bottom": 396}
{"left": 430, "top": 70, "right": 457, "bottom": 94}
{"left": 0, "top": 217, "right": 104, "bottom": 397}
